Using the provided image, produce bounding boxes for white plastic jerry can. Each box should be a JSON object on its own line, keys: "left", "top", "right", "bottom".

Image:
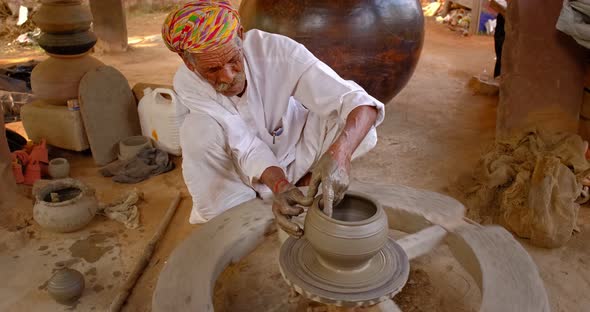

{"left": 138, "top": 88, "right": 182, "bottom": 156}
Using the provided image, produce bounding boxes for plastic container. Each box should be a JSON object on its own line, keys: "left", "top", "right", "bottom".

{"left": 138, "top": 88, "right": 182, "bottom": 156}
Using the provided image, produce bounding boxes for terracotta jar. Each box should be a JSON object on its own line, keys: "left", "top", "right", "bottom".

{"left": 240, "top": 0, "right": 424, "bottom": 103}
{"left": 48, "top": 264, "right": 85, "bottom": 304}
{"left": 304, "top": 192, "right": 388, "bottom": 270}
{"left": 48, "top": 158, "right": 70, "bottom": 179}
{"left": 31, "top": 54, "right": 104, "bottom": 105}
{"left": 33, "top": 178, "right": 98, "bottom": 232}
{"left": 33, "top": 2, "right": 92, "bottom": 34}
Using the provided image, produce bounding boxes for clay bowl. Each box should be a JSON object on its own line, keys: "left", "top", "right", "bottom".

{"left": 48, "top": 158, "right": 70, "bottom": 179}
{"left": 304, "top": 192, "right": 388, "bottom": 271}
{"left": 118, "top": 136, "right": 153, "bottom": 160}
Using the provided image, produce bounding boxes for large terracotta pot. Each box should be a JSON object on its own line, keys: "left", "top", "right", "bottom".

{"left": 33, "top": 178, "right": 98, "bottom": 232}
{"left": 239, "top": 0, "right": 425, "bottom": 104}
{"left": 304, "top": 192, "right": 388, "bottom": 270}
{"left": 33, "top": 2, "right": 92, "bottom": 33}
{"left": 31, "top": 54, "right": 104, "bottom": 105}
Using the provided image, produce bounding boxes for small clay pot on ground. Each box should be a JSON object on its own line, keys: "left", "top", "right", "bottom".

{"left": 33, "top": 178, "right": 98, "bottom": 232}
{"left": 118, "top": 136, "right": 153, "bottom": 160}
{"left": 48, "top": 158, "right": 70, "bottom": 179}
{"left": 48, "top": 264, "right": 85, "bottom": 304}
{"left": 304, "top": 192, "right": 389, "bottom": 270}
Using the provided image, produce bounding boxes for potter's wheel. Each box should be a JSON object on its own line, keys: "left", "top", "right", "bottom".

{"left": 279, "top": 236, "right": 410, "bottom": 306}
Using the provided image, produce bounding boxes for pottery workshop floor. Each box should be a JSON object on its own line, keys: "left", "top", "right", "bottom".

{"left": 2, "top": 13, "right": 590, "bottom": 312}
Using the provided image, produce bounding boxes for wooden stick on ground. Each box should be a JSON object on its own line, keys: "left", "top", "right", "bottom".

{"left": 109, "top": 191, "right": 182, "bottom": 312}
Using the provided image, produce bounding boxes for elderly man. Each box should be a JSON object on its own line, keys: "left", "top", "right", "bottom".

{"left": 162, "top": 1, "right": 384, "bottom": 237}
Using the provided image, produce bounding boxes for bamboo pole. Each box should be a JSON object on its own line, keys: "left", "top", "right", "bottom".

{"left": 109, "top": 191, "right": 182, "bottom": 312}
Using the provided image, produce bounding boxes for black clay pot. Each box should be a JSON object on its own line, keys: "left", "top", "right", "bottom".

{"left": 37, "top": 30, "right": 97, "bottom": 55}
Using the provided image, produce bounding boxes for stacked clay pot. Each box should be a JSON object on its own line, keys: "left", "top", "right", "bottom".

{"left": 31, "top": 0, "right": 103, "bottom": 105}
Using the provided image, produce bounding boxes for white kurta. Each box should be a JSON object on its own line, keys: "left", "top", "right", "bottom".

{"left": 174, "top": 29, "right": 385, "bottom": 224}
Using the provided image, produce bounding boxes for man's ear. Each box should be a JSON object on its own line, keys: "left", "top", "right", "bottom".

{"left": 180, "top": 52, "right": 196, "bottom": 72}
{"left": 238, "top": 26, "right": 244, "bottom": 40}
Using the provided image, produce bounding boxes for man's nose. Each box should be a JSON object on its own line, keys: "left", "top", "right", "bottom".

{"left": 217, "top": 64, "right": 236, "bottom": 84}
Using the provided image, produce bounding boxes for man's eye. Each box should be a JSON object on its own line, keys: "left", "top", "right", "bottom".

{"left": 208, "top": 67, "right": 221, "bottom": 73}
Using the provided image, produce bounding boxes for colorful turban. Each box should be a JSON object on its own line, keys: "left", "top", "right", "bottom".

{"left": 162, "top": 1, "right": 240, "bottom": 54}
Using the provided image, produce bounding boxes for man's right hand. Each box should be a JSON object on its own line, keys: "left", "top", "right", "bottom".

{"left": 272, "top": 184, "right": 312, "bottom": 238}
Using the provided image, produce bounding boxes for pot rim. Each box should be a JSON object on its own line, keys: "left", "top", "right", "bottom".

{"left": 35, "top": 179, "right": 93, "bottom": 207}
{"left": 49, "top": 158, "right": 68, "bottom": 166}
{"left": 311, "top": 191, "right": 383, "bottom": 226}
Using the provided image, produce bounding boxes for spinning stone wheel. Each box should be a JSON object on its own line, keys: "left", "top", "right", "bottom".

{"left": 152, "top": 182, "right": 550, "bottom": 311}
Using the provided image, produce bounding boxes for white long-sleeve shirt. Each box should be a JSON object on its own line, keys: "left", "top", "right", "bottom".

{"left": 174, "top": 30, "right": 385, "bottom": 222}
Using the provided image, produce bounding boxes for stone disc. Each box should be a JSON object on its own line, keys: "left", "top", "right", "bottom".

{"left": 279, "top": 237, "right": 410, "bottom": 307}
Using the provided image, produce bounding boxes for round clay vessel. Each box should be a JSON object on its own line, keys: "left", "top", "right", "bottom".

{"left": 239, "top": 0, "right": 424, "bottom": 104}
{"left": 37, "top": 30, "right": 97, "bottom": 55}
{"left": 31, "top": 54, "right": 104, "bottom": 105}
{"left": 304, "top": 192, "right": 388, "bottom": 270}
{"left": 48, "top": 264, "right": 85, "bottom": 304}
{"left": 48, "top": 158, "right": 70, "bottom": 179}
{"left": 118, "top": 136, "right": 153, "bottom": 160}
{"left": 33, "top": 178, "right": 98, "bottom": 233}
{"left": 33, "top": 2, "right": 92, "bottom": 33}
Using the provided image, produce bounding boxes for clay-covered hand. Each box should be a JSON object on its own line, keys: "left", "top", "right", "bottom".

{"left": 306, "top": 149, "right": 351, "bottom": 217}
{"left": 272, "top": 184, "right": 310, "bottom": 238}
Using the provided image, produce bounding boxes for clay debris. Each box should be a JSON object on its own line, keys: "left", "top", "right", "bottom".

{"left": 456, "top": 129, "right": 588, "bottom": 248}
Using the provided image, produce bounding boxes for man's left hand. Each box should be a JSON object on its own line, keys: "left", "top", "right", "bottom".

{"left": 305, "top": 147, "right": 351, "bottom": 217}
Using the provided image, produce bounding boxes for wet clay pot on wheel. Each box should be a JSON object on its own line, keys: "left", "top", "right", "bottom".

{"left": 47, "top": 263, "right": 85, "bottom": 304}
{"left": 279, "top": 192, "right": 409, "bottom": 305}
{"left": 304, "top": 192, "right": 388, "bottom": 271}
{"left": 33, "top": 178, "right": 98, "bottom": 233}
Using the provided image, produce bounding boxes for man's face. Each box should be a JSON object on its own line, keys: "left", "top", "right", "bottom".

{"left": 184, "top": 39, "right": 247, "bottom": 97}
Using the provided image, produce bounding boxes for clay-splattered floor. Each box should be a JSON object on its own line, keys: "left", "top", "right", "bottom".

{"left": 1, "top": 10, "right": 589, "bottom": 312}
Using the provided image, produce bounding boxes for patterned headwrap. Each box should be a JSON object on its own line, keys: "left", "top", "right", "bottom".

{"left": 162, "top": 1, "right": 240, "bottom": 54}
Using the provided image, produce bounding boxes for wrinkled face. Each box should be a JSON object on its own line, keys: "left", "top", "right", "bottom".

{"left": 182, "top": 37, "right": 247, "bottom": 97}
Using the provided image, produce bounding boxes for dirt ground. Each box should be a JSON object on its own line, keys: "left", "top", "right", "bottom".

{"left": 1, "top": 10, "right": 589, "bottom": 312}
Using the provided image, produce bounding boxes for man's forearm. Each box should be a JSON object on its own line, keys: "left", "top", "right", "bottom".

{"left": 260, "top": 166, "right": 290, "bottom": 194}
{"left": 330, "top": 105, "right": 378, "bottom": 157}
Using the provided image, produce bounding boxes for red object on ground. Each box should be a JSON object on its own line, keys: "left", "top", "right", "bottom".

{"left": 29, "top": 139, "right": 48, "bottom": 164}
{"left": 12, "top": 160, "right": 24, "bottom": 184}
{"left": 13, "top": 150, "right": 29, "bottom": 166}
{"left": 11, "top": 151, "right": 29, "bottom": 184}
{"left": 23, "top": 159, "right": 41, "bottom": 185}
{"left": 11, "top": 139, "right": 49, "bottom": 185}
